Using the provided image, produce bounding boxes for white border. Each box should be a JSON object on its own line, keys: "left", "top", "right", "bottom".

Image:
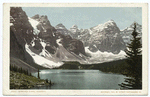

{"left": 3, "top": 3, "right": 148, "bottom": 96}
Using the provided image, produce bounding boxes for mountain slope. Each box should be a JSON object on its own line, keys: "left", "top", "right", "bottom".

{"left": 54, "top": 39, "right": 88, "bottom": 64}
{"left": 10, "top": 7, "right": 41, "bottom": 71}
{"left": 10, "top": 57, "right": 38, "bottom": 73}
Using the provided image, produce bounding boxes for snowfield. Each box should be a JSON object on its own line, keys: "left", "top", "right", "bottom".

{"left": 25, "top": 43, "right": 63, "bottom": 68}
{"left": 39, "top": 41, "right": 52, "bottom": 58}
{"left": 85, "top": 47, "right": 126, "bottom": 64}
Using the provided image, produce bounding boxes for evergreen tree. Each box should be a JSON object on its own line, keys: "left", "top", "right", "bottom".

{"left": 119, "top": 23, "right": 142, "bottom": 89}
{"left": 38, "top": 69, "right": 40, "bottom": 79}
{"left": 26, "top": 69, "right": 28, "bottom": 75}
{"left": 20, "top": 67, "right": 22, "bottom": 73}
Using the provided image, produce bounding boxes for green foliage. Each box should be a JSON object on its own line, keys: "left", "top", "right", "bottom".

{"left": 10, "top": 71, "right": 51, "bottom": 89}
{"left": 89, "top": 59, "right": 129, "bottom": 74}
{"left": 120, "top": 23, "right": 142, "bottom": 89}
{"left": 10, "top": 64, "right": 30, "bottom": 76}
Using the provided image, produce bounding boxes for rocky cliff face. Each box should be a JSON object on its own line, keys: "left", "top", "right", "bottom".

{"left": 10, "top": 7, "right": 35, "bottom": 62}
{"left": 10, "top": 7, "right": 34, "bottom": 46}
{"left": 89, "top": 20, "right": 126, "bottom": 54}
{"left": 10, "top": 7, "right": 43, "bottom": 70}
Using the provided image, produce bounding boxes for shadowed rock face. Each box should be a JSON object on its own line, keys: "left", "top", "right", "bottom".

{"left": 10, "top": 7, "right": 34, "bottom": 46}
{"left": 31, "top": 14, "right": 40, "bottom": 20}
{"left": 10, "top": 29, "right": 26, "bottom": 60}
{"left": 10, "top": 7, "right": 35, "bottom": 61}
{"left": 33, "top": 39, "right": 43, "bottom": 52}
{"left": 10, "top": 7, "right": 40, "bottom": 69}
{"left": 67, "top": 39, "right": 86, "bottom": 55}
{"left": 54, "top": 31, "right": 86, "bottom": 55}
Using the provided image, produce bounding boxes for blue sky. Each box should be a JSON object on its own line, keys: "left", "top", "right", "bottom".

{"left": 22, "top": 7, "right": 142, "bottom": 30}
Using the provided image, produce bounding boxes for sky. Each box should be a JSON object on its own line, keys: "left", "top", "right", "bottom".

{"left": 22, "top": 7, "right": 142, "bottom": 30}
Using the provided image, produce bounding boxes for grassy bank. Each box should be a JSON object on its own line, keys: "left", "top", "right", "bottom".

{"left": 10, "top": 71, "right": 53, "bottom": 89}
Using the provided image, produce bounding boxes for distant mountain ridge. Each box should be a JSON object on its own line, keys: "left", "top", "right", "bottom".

{"left": 55, "top": 20, "right": 142, "bottom": 54}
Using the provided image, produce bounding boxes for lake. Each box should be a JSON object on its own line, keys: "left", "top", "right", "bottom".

{"left": 32, "top": 69, "right": 126, "bottom": 89}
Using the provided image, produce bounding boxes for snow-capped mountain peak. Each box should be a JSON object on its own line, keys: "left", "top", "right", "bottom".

{"left": 104, "top": 19, "right": 116, "bottom": 26}
{"left": 91, "top": 20, "right": 118, "bottom": 33}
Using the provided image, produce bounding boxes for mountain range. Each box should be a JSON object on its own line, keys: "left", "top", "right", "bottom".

{"left": 10, "top": 7, "right": 142, "bottom": 69}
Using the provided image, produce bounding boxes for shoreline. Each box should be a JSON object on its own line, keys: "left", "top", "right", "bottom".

{"left": 10, "top": 71, "right": 53, "bottom": 89}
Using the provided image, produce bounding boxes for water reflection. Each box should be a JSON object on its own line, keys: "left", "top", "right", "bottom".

{"left": 119, "top": 77, "right": 142, "bottom": 89}
{"left": 32, "top": 70, "right": 126, "bottom": 89}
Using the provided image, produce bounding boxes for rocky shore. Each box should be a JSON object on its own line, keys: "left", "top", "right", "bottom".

{"left": 10, "top": 71, "right": 53, "bottom": 89}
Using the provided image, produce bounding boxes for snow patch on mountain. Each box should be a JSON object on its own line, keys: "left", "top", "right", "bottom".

{"left": 56, "top": 39, "right": 62, "bottom": 46}
{"left": 85, "top": 47, "right": 126, "bottom": 64}
{"left": 92, "top": 20, "right": 116, "bottom": 32}
{"left": 28, "top": 17, "right": 40, "bottom": 35}
{"left": 25, "top": 43, "right": 63, "bottom": 68}
{"left": 39, "top": 41, "right": 52, "bottom": 58}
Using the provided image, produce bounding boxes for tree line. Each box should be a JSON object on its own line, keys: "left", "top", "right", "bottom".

{"left": 10, "top": 65, "right": 32, "bottom": 76}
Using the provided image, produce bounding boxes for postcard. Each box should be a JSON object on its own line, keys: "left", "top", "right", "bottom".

{"left": 3, "top": 3, "right": 148, "bottom": 95}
